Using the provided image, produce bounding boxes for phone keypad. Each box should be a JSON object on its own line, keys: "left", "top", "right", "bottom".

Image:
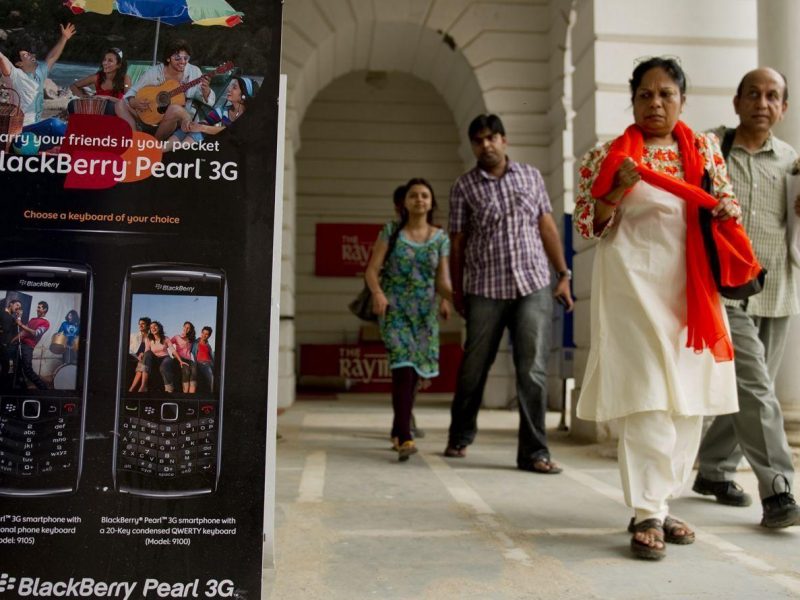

{"left": 0, "top": 397, "right": 81, "bottom": 479}
{"left": 118, "top": 400, "right": 218, "bottom": 478}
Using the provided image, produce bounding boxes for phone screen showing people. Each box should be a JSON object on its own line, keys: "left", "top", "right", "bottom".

{"left": 114, "top": 265, "right": 226, "bottom": 497}
{"left": 0, "top": 261, "right": 92, "bottom": 496}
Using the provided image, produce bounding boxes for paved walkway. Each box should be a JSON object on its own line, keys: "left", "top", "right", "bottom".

{"left": 264, "top": 395, "right": 800, "bottom": 599}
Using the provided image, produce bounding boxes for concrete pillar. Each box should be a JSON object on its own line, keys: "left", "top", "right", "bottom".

{"left": 758, "top": 0, "right": 800, "bottom": 446}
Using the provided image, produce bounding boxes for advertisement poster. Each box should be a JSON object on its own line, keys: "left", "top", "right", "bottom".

{"left": 314, "top": 223, "right": 383, "bottom": 277}
{"left": 0, "top": 1, "right": 282, "bottom": 598}
{"left": 299, "top": 343, "right": 463, "bottom": 394}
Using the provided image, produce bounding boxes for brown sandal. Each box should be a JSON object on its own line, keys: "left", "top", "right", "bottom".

{"left": 628, "top": 518, "right": 666, "bottom": 560}
{"left": 444, "top": 445, "right": 466, "bottom": 458}
{"left": 663, "top": 516, "right": 695, "bottom": 545}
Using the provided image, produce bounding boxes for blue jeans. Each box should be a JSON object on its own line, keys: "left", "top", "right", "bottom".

{"left": 448, "top": 289, "right": 553, "bottom": 465}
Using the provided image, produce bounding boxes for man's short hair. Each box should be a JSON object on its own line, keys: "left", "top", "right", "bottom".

{"left": 139, "top": 317, "right": 152, "bottom": 326}
{"left": 202, "top": 326, "right": 213, "bottom": 335}
{"left": 162, "top": 39, "right": 192, "bottom": 65}
{"left": 468, "top": 114, "right": 506, "bottom": 141}
{"left": 38, "top": 301, "right": 48, "bottom": 312}
{"left": 736, "top": 69, "right": 789, "bottom": 103}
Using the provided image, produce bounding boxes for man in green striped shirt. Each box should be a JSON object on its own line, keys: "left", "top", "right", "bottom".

{"left": 694, "top": 67, "right": 800, "bottom": 529}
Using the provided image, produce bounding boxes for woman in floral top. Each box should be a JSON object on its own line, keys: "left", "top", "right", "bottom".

{"left": 574, "top": 57, "right": 748, "bottom": 560}
{"left": 364, "top": 178, "right": 453, "bottom": 461}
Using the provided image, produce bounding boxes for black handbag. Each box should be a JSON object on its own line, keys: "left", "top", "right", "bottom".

{"left": 348, "top": 285, "right": 375, "bottom": 321}
{"left": 699, "top": 170, "right": 766, "bottom": 300}
{"left": 348, "top": 224, "right": 401, "bottom": 321}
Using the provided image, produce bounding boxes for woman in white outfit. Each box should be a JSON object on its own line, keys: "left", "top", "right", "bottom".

{"left": 573, "top": 57, "right": 761, "bottom": 560}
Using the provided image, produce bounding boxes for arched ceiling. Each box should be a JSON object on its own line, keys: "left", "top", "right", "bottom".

{"left": 280, "top": 0, "right": 496, "bottom": 158}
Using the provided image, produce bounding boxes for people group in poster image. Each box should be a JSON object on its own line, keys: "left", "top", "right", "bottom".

{"left": 126, "top": 294, "right": 217, "bottom": 395}
{"left": 0, "top": 293, "right": 81, "bottom": 391}
{"left": 0, "top": 7, "right": 260, "bottom": 156}
{"left": 115, "top": 39, "right": 216, "bottom": 141}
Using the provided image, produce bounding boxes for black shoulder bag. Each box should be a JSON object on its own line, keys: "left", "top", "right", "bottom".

{"left": 698, "top": 132, "right": 766, "bottom": 299}
{"left": 348, "top": 223, "right": 402, "bottom": 321}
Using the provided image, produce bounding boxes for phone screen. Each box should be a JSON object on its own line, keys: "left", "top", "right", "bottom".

{"left": 0, "top": 261, "right": 92, "bottom": 495}
{"left": 114, "top": 266, "right": 226, "bottom": 497}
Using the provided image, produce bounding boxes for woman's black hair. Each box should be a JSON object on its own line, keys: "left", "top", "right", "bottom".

{"left": 148, "top": 321, "right": 165, "bottom": 341}
{"left": 183, "top": 321, "right": 196, "bottom": 344}
{"left": 232, "top": 76, "right": 259, "bottom": 106}
{"left": 397, "top": 177, "right": 437, "bottom": 226}
{"left": 629, "top": 57, "right": 686, "bottom": 103}
{"left": 97, "top": 48, "right": 128, "bottom": 96}
{"left": 65, "top": 309, "right": 80, "bottom": 326}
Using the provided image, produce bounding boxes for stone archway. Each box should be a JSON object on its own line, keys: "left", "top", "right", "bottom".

{"left": 293, "top": 69, "right": 464, "bottom": 353}
{"left": 278, "top": 1, "right": 573, "bottom": 409}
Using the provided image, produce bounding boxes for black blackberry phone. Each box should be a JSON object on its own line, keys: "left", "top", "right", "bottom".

{"left": 0, "top": 260, "right": 92, "bottom": 496}
{"left": 113, "top": 264, "right": 227, "bottom": 497}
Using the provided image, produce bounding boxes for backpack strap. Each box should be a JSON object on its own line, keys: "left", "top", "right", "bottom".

{"left": 381, "top": 221, "right": 402, "bottom": 268}
{"left": 721, "top": 127, "right": 736, "bottom": 160}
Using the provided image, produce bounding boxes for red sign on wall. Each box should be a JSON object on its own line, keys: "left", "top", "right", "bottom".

{"left": 315, "top": 223, "right": 383, "bottom": 277}
{"left": 299, "top": 343, "right": 463, "bottom": 393}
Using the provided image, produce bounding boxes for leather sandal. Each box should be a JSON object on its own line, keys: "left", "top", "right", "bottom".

{"left": 663, "top": 516, "right": 695, "bottom": 545}
{"left": 629, "top": 518, "right": 666, "bottom": 560}
{"left": 398, "top": 440, "right": 418, "bottom": 462}
{"left": 444, "top": 445, "right": 466, "bottom": 458}
{"left": 518, "top": 457, "right": 563, "bottom": 474}
{"left": 628, "top": 516, "right": 694, "bottom": 545}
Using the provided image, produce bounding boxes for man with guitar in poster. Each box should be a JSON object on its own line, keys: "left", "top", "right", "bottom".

{"left": 116, "top": 39, "right": 216, "bottom": 140}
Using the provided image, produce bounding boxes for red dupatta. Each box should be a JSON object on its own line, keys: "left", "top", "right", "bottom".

{"left": 590, "top": 121, "right": 762, "bottom": 362}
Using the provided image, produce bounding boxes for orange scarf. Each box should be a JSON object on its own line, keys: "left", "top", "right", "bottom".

{"left": 591, "top": 121, "right": 762, "bottom": 362}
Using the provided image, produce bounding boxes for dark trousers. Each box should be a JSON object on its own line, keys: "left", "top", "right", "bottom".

{"left": 0, "top": 344, "right": 12, "bottom": 387}
{"left": 20, "top": 344, "right": 48, "bottom": 390}
{"left": 448, "top": 289, "right": 552, "bottom": 465}
{"left": 391, "top": 367, "right": 419, "bottom": 444}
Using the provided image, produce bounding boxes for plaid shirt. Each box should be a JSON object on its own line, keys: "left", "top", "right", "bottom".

{"left": 449, "top": 160, "right": 552, "bottom": 299}
{"left": 712, "top": 127, "right": 800, "bottom": 317}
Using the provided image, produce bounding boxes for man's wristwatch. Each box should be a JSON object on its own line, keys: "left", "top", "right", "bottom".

{"left": 557, "top": 269, "right": 572, "bottom": 281}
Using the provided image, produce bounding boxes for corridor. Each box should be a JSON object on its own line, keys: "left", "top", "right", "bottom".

{"left": 264, "top": 396, "right": 800, "bottom": 599}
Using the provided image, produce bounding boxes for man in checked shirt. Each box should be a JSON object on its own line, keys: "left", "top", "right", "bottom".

{"left": 693, "top": 68, "right": 800, "bottom": 528}
{"left": 444, "top": 114, "right": 574, "bottom": 474}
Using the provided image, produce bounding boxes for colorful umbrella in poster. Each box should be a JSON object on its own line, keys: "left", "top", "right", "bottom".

{"left": 64, "top": 0, "right": 244, "bottom": 62}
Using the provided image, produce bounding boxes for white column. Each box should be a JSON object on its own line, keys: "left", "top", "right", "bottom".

{"left": 758, "top": 0, "right": 800, "bottom": 445}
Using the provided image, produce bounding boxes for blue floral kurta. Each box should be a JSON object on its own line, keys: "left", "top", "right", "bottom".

{"left": 378, "top": 222, "right": 450, "bottom": 378}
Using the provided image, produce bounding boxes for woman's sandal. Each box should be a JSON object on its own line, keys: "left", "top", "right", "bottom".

{"left": 628, "top": 518, "right": 666, "bottom": 560}
{"left": 663, "top": 516, "right": 695, "bottom": 545}
{"left": 397, "top": 440, "right": 418, "bottom": 462}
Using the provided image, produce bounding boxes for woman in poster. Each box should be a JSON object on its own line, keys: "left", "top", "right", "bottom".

{"left": 171, "top": 321, "right": 197, "bottom": 393}
{"left": 167, "top": 76, "right": 259, "bottom": 149}
{"left": 141, "top": 321, "right": 185, "bottom": 393}
{"left": 364, "top": 178, "right": 453, "bottom": 461}
{"left": 68, "top": 47, "right": 130, "bottom": 116}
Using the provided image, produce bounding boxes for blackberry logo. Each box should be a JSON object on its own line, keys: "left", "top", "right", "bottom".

{"left": 0, "top": 573, "right": 17, "bottom": 593}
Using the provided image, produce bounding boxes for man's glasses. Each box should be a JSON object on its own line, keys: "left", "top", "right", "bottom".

{"left": 171, "top": 54, "right": 191, "bottom": 62}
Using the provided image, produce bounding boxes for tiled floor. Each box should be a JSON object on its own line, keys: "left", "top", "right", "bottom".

{"left": 264, "top": 395, "right": 800, "bottom": 599}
